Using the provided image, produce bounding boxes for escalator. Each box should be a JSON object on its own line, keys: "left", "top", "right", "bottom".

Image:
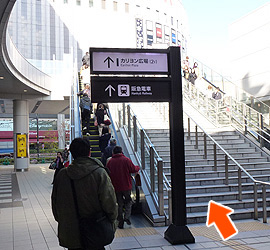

{"left": 75, "top": 78, "right": 145, "bottom": 227}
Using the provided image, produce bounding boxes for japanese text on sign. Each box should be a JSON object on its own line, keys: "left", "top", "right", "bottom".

{"left": 16, "top": 134, "right": 27, "bottom": 158}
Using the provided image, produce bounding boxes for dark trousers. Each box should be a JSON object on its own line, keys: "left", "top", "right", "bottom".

{"left": 81, "top": 109, "right": 91, "bottom": 130}
{"left": 116, "top": 190, "right": 132, "bottom": 221}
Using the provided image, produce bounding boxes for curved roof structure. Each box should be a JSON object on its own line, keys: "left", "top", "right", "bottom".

{"left": 0, "top": 0, "right": 51, "bottom": 100}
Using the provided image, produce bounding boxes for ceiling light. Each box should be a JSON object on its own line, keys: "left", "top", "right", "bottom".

{"left": 24, "top": 89, "right": 27, "bottom": 92}
{"left": 0, "top": 77, "right": 4, "bottom": 79}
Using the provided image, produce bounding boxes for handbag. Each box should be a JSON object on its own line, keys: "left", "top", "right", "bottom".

{"left": 135, "top": 173, "right": 141, "bottom": 186}
{"left": 49, "top": 162, "right": 56, "bottom": 170}
{"left": 70, "top": 179, "right": 114, "bottom": 249}
{"left": 103, "top": 114, "right": 111, "bottom": 126}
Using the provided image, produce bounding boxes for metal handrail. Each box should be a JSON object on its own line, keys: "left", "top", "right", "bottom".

{"left": 184, "top": 77, "right": 270, "bottom": 149}
{"left": 185, "top": 112, "right": 270, "bottom": 222}
{"left": 152, "top": 98, "right": 270, "bottom": 222}
{"left": 230, "top": 111, "right": 270, "bottom": 145}
{"left": 190, "top": 56, "right": 270, "bottom": 113}
{"left": 119, "top": 104, "right": 171, "bottom": 217}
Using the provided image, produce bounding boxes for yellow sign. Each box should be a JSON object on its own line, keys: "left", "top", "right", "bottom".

{"left": 16, "top": 134, "right": 27, "bottom": 158}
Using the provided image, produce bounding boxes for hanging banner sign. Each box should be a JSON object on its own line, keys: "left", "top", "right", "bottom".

{"left": 91, "top": 77, "right": 171, "bottom": 103}
{"left": 90, "top": 48, "right": 168, "bottom": 74}
{"left": 16, "top": 133, "right": 28, "bottom": 158}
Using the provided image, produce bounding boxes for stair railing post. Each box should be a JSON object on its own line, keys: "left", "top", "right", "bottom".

{"left": 203, "top": 133, "right": 207, "bottom": 159}
{"left": 243, "top": 105, "right": 247, "bottom": 135}
{"left": 133, "top": 115, "right": 137, "bottom": 152}
{"left": 157, "top": 159, "right": 164, "bottom": 216}
{"left": 254, "top": 183, "right": 258, "bottom": 220}
{"left": 187, "top": 117, "right": 190, "bottom": 140}
{"left": 140, "top": 129, "right": 145, "bottom": 170}
{"left": 262, "top": 184, "right": 267, "bottom": 223}
{"left": 225, "top": 155, "right": 228, "bottom": 185}
{"left": 260, "top": 114, "right": 264, "bottom": 148}
{"left": 127, "top": 105, "right": 131, "bottom": 137}
{"left": 195, "top": 125, "right": 198, "bottom": 149}
{"left": 238, "top": 168, "right": 242, "bottom": 201}
{"left": 229, "top": 96, "right": 232, "bottom": 124}
{"left": 168, "top": 189, "right": 172, "bottom": 225}
{"left": 213, "top": 144, "right": 217, "bottom": 171}
{"left": 122, "top": 103, "right": 126, "bottom": 126}
{"left": 150, "top": 145, "right": 155, "bottom": 193}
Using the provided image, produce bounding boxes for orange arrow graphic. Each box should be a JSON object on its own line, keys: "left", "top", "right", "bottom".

{"left": 206, "top": 200, "right": 238, "bottom": 241}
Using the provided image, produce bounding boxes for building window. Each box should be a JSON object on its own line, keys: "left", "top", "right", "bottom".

{"left": 89, "top": 0, "right": 93, "bottom": 7}
{"left": 125, "top": 3, "right": 129, "bottom": 13}
{"left": 76, "top": 0, "right": 81, "bottom": 6}
{"left": 113, "top": 1, "right": 117, "bottom": 11}
{"left": 102, "top": 0, "right": 106, "bottom": 9}
{"left": 64, "top": 0, "right": 68, "bottom": 3}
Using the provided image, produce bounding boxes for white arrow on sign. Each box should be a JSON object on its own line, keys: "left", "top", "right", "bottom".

{"left": 105, "top": 85, "right": 116, "bottom": 97}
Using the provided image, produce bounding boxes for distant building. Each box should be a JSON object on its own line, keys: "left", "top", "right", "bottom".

{"left": 7, "top": 0, "right": 190, "bottom": 78}
{"left": 229, "top": 2, "right": 270, "bottom": 104}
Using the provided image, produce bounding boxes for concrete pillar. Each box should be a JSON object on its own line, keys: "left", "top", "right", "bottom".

{"left": 13, "top": 100, "right": 29, "bottom": 171}
{"left": 57, "top": 113, "right": 65, "bottom": 150}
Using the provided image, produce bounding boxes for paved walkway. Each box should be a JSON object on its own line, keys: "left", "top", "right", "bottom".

{"left": 1, "top": 164, "right": 270, "bottom": 250}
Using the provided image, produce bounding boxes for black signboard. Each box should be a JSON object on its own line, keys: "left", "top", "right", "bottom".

{"left": 91, "top": 77, "right": 171, "bottom": 103}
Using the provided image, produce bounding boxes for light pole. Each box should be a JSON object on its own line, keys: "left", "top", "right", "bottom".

{"left": 36, "top": 114, "right": 39, "bottom": 158}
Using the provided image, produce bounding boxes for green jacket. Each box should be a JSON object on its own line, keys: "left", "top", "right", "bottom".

{"left": 51, "top": 156, "right": 117, "bottom": 249}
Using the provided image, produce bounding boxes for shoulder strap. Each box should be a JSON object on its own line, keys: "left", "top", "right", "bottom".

{"left": 69, "top": 166, "right": 102, "bottom": 219}
{"left": 70, "top": 178, "right": 80, "bottom": 219}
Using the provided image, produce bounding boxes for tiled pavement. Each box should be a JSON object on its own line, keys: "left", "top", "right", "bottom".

{"left": 1, "top": 164, "right": 270, "bottom": 250}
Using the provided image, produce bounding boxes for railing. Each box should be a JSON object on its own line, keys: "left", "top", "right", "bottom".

{"left": 107, "top": 108, "right": 120, "bottom": 146}
{"left": 185, "top": 113, "right": 270, "bottom": 223}
{"left": 111, "top": 100, "right": 270, "bottom": 223}
{"left": 70, "top": 66, "right": 81, "bottom": 142}
{"left": 113, "top": 103, "right": 171, "bottom": 219}
{"left": 183, "top": 78, "right": 270, "bottom": 151}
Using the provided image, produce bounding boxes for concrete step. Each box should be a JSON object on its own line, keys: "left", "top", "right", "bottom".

{"left": 184, "top": 156, "right": 269, "bottom": 166}
{"left": 183, "top": 174, "right": 270, "bottom": 187}
{"left": 162, "top": 167, "right": 270, "bottom": 180}
{"left": 184, "top": 147, "right": 257, "bottom": 155}
{"left": 185, "top": 182, "right": 261, "bottom": 195}
{"left": 159, "top": 150, "right": 263, "bottom": 161}
{"left": 184, "top": 207, "right": 270, "bottom": 224}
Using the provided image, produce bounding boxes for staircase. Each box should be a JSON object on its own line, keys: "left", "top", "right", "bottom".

{"left": 127, "top": 100, "right": 270, "bottom": 224}
{"left": 81, "top": 117, "right": 102, "bottom": 160}
{"left": 145, "top": 128, "right": 270, "bottom": 224}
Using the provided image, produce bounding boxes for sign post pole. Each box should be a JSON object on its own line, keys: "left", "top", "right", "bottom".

{"left": 90, "top": 46, "right": 195, "bottom": 244}
{"left": 164, "top": 46, "right": 195, "bottom": 244}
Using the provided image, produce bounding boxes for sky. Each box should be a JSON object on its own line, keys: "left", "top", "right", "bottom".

{"left": 181, "top": 0, "right": 270, "bottom": 75}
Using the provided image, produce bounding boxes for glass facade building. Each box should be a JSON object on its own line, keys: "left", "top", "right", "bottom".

{"left": 7, "top": 0, "right": 189, "bottom": 79}
{"left": 8, "top": 0, "right": 83, "bottom": 77}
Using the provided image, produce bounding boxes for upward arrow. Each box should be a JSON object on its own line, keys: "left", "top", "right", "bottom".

{"left": 104, "top": 56, "right": 114, "bottom": 68}
{"left": 105, "top": 85, "right": 115, "bottom": 97}
{"left": 206, "top": 200, "right": 238, "bottom": 241}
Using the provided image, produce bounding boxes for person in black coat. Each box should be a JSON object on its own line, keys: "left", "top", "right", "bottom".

{"left": 52, "top": 152, "right": 64, "bottom": 184}
{"left": 95, "top": 104, "right": 107, "bottom": 136}
{"left": 101, "top": 138, "right": 117, "bottom": 166}
{"left": 99, "top": 127, "right": 111, "bottom": 154}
